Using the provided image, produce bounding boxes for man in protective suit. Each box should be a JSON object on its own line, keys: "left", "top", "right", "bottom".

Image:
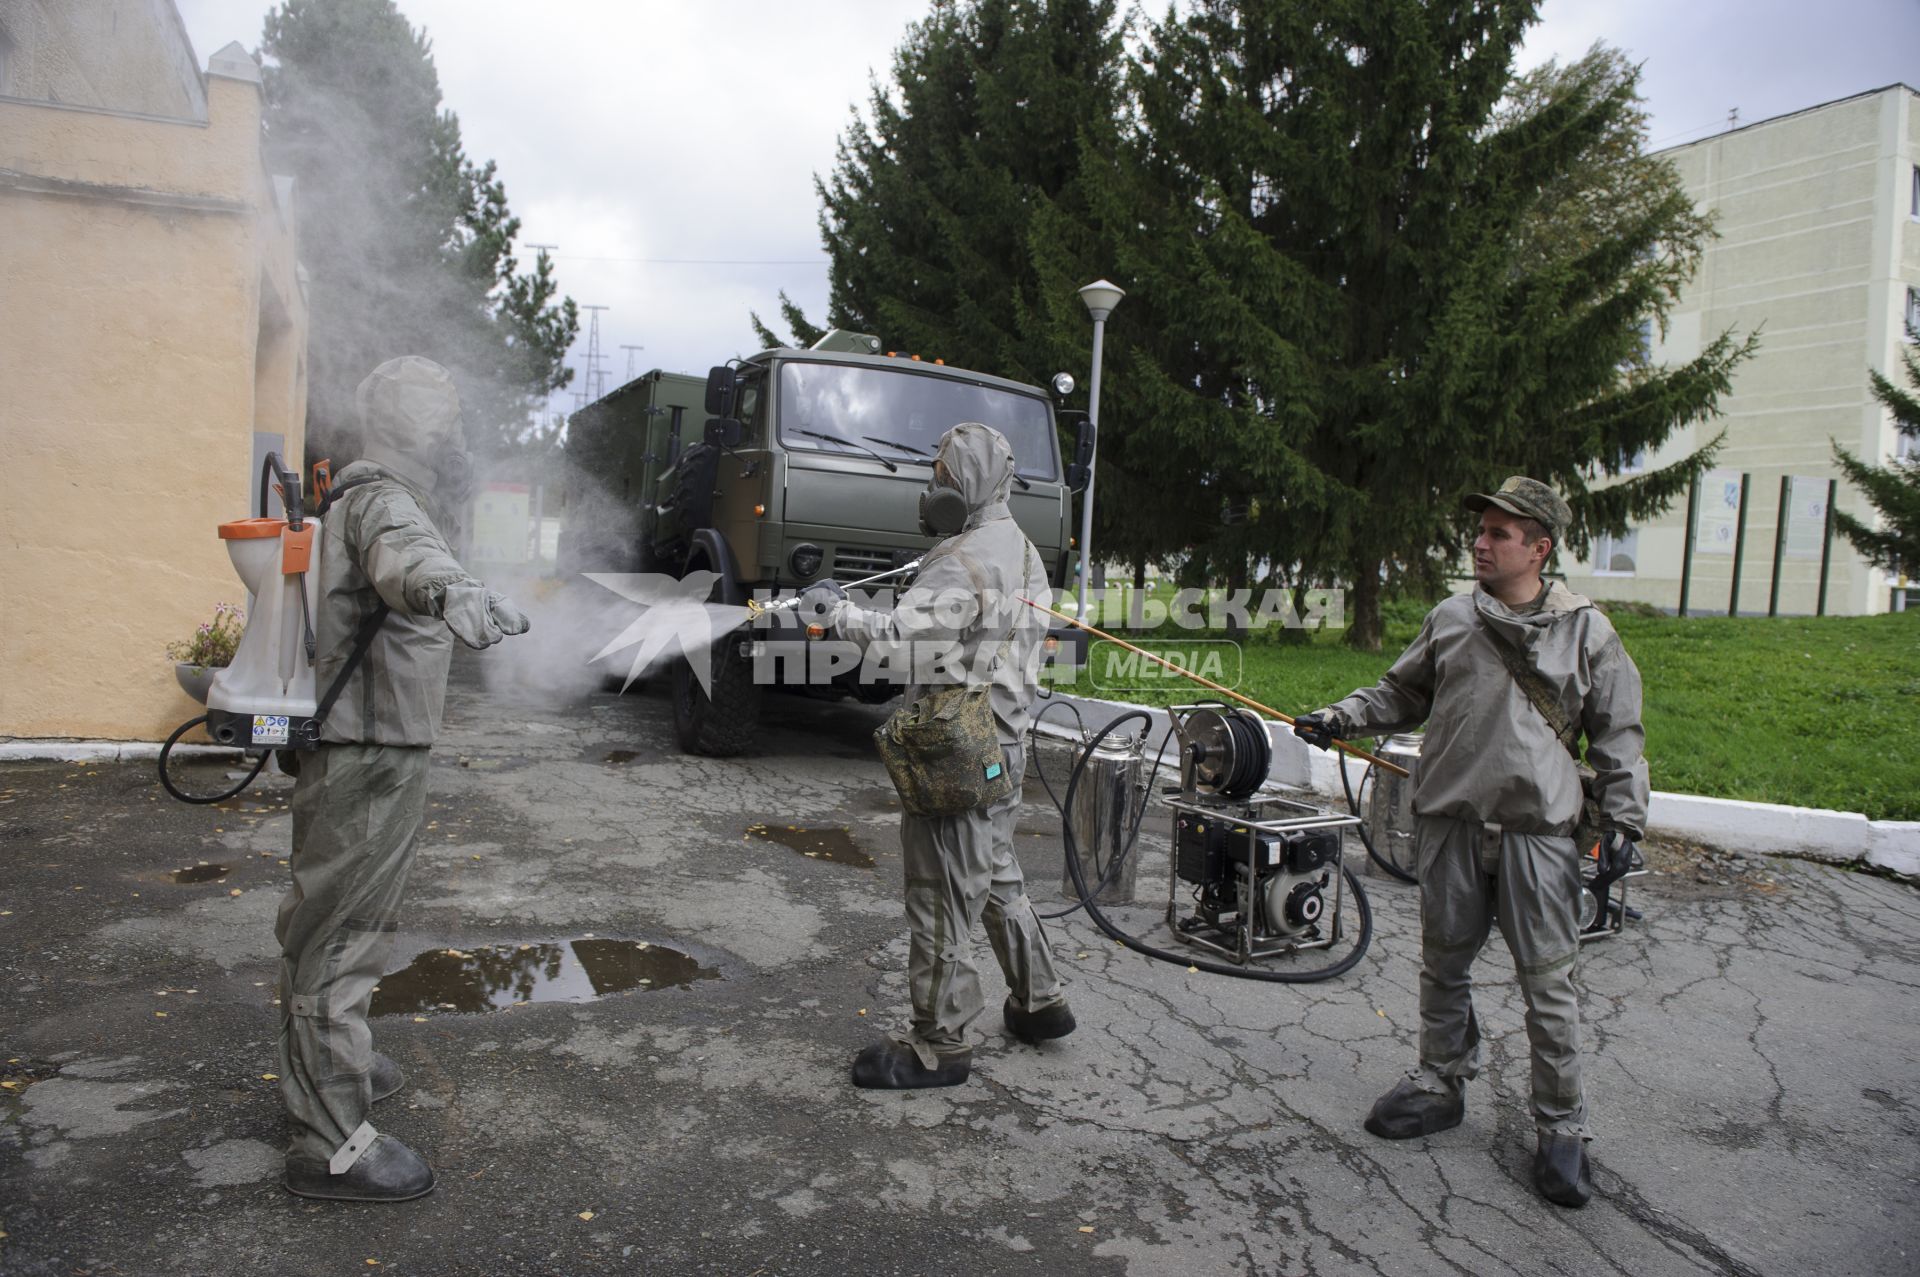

{"left": 1292, "top": 477, "right": 1648, "bottom": 1208}
{"left": 800, "top": 422, "right": 1074, "bottom": 1088}
{"left": 277, "top": 356, "right": 531, "bottom": 1201}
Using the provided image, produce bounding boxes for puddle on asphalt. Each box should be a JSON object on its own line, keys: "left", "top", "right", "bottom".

{"left": 745, "top": 823, "right": 875, "bottom": 868}
{"left": 603, "top": 749, "right": 642, "bottom": 765}
{"left": 169, "top": 863, "right": 231, "bottom": 884}
{"left": 369, "top": 939, "right": 720, "bottom": 1016}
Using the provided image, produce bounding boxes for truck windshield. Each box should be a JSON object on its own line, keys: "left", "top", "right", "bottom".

{"left": 777, "top": 361, "right": 1058, "bottom": 480}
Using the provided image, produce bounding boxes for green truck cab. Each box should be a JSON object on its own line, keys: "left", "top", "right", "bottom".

{"left": 559, "top": 330, "right": 1090, "bottom": 755}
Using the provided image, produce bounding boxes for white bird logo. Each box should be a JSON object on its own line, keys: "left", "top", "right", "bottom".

{"left": 583, "top": 570, "right": 748, "bottom": 694}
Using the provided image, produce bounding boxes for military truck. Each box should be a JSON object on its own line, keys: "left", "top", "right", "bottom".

{"left": 559, "top": 330, "right": 1093, "bottom": 756}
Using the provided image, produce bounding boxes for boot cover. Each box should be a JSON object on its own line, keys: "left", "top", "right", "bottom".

{"left": 1363, "top": 1074, "right": 1465, "bottom": 1140}
{"left": 284, "top": 1133, "right": 435, "bottom": 1203}
{"left": 850, "top": 1041, "right": 971, "bottom": 1090}
{"left": 1004, "top": 997, "right": 1076, "bottom": 1044}
{"left": 1533, "top": 1131, "right": 1593, "bottom": 1208}
{"left": 371, "top": 1053, "right": 406, "bottom": 1104}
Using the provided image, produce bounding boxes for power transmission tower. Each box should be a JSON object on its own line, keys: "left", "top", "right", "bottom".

{"left": 621, "top": 345, "right": 646, "bottom": 383}
{"left": 574, "top": 305, "right": 610, "bottom": 409}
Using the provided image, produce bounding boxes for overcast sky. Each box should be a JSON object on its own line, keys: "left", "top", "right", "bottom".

{"left": 174, "top": 0, "right": 1920, "bottom": 421}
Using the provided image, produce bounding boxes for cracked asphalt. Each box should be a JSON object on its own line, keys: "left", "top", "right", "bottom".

{"left": 3, "top": 652, "right": 1918, "bottom": 1276}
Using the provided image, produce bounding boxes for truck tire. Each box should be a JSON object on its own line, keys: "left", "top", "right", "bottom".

{"left": 670, "top": 557, "right": 761, "bottom": 756}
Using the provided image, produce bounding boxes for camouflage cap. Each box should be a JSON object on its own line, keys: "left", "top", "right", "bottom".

{"left": 1464, "top": 476, "right": 1570, "bottom": 540}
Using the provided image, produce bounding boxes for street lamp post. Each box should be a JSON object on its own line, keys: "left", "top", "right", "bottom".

{"left": 1076, "top": 279, "right": 1124, "bottom": 621}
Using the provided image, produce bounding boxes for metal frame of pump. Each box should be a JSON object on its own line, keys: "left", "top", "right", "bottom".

{"left": 1035, "top": 704, "right": 1377, "bottom": 985}
{"left": 1163, "top": 706, "right": 1360, "bottom": 966}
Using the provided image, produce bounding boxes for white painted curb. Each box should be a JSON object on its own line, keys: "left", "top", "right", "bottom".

{"left": 1030, "top": 693, "right": 1919, "bottom": 877}
{"left": 0, "top": 740, "right": 240, "bottom": 762}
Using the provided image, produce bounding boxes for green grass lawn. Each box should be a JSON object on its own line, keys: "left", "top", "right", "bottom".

{"left": 1049, "top": 589, "right": 1920, "bottom": 820}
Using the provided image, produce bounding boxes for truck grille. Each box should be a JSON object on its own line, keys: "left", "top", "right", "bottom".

{"left": 832, "top": 546, "right": 911, "bottom": 583}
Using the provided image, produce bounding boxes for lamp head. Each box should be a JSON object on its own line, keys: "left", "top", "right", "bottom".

{"left": 1077, "top": 279, "right": 1126, "bottom": 322}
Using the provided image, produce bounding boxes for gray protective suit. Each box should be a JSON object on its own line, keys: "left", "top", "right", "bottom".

{"left": 830, "top": 423, "right": 1065, "bottom": 1063}
{"left": 276, "top": 357, "right": 527, "bottom": 1173}
{"left": 1327, "top": 581, "right": 1648, "bottom": 1137}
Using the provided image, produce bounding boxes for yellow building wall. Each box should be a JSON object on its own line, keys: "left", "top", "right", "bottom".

{"left": 1563, "top": 86, "right": 1918, "bottom": 616}
{"left": 0, "top": 66, "right": 306, "bottom": 741}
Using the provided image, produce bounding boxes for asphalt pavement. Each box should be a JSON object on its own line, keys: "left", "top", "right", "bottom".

{"left": 3, "top": 652, "right": 1917, "bottom": 1277}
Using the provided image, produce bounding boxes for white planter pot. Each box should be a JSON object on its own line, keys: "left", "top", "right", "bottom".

{"left": 174, "top": 662, "right": 221, "bottom": 705}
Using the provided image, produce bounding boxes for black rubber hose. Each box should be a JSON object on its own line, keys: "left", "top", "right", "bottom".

{"left": 1058, "top": 710, "right": 1373, "bottom": 984}
{"left": 157, "top": 715, "right": 268, "bottom": 805}
{"left": 1339, "top": 752, "right": 1417, "bottom": 884}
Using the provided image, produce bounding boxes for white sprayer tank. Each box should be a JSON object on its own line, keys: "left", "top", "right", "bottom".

{"left": 206, "top": 516, "right": 321, "bottom": 730}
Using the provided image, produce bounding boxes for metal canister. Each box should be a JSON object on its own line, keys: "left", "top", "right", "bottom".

{"left": 1362, "top": 733, "right": 1424, "bottom": 878}
{"left": 1062, "top": 733, "right": 1143, "bottom": 904}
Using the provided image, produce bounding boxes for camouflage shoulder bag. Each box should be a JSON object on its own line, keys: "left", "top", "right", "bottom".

{"left": 1474, "top": 612, "right": 1605, "bottom": 855}
{"left": 872, "top": 543, "right": 1032, "bottom": 818}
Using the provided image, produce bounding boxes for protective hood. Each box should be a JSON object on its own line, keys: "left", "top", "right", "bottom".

{"left": 935, "top": 422, "right": 1015, "bottom": 529}
{"left": 1473, "top": 579, "right": 1593, "bottom": 654}
{"left": 355, "top": 356, "right": 466, "bottom": 492}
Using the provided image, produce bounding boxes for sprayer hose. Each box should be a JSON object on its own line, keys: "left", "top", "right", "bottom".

{"left": 157, "top": 715, "right": 269, "bottom": 805}
{"left": 1056, "top": 710, "right": 1374, "bottom": 984}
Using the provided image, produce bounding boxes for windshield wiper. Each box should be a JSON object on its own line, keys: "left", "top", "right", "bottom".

{"left": 860, "top": 432, "right": 1035, "bottom": 489}
{"left": 795, "top": 429, "right": 897, "bottom": 472}
{"left": 862, "top": 434, "right": 934, "bottom": 460}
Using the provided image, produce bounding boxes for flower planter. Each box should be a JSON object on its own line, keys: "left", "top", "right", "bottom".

{"left": 174, "top": 662, "right": 222, "bottom": 706}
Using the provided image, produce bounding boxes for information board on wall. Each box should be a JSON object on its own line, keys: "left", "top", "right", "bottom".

{"left": 1783, "top": 475, "right": 1830, "bottom": 559}
{"left": 1693, "top": 468, "right": 1741, "bottom": 555}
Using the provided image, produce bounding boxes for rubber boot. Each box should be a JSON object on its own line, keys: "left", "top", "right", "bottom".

{"left": 1363, "top": 1073, "right": 1465, "bottom": 1139}
{"left": 370, "top": 1053, "right": 406, "bottom": 1104}
{"left": 850, "top": 1041, "right": 971, "bottom": 1090}
{"left": 1533, "top": 1132, "right": 1592, "bottom": 1208}
{"left": 1004, "top": 997, "right": 1076, "bottom": 1044}
{"left": 284, "top": 1133, "right": 435, "bottom": 1203}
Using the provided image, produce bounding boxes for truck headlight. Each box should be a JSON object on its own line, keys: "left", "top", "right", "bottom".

{"left": 790, "top": 544, "right": 824, "bottom": 578}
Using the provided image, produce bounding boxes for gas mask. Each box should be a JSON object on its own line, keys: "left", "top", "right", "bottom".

{"left": 436, "top": 448, "right": 476, "bottom": 505}
{"left": 919, "top": 474, "right": 967, "bottom": 538}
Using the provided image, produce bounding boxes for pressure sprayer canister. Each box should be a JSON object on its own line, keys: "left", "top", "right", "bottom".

{"left": 1062, "top": 730, "right": 1144, "bottom": 904}
{"left": 1362, "top": 733, "right": 1423, "bottom": 878}
{"left": 202, "top": 515, "right": 322, "bottom": 747}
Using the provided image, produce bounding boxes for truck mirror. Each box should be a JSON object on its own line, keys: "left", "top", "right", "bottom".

{"left": 704, "top": 366, "right": 737, "bottom": 418}
{"left": 704, "top": 417, "right": 745, "bottom": 449}
{"left": 1062, "top": 414, "right": 1095, "bottom": 494}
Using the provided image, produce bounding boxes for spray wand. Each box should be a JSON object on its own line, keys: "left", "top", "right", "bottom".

{"left": 746, "top": 558, "right": 924, "bottom": 619}
{"left": 1020, "top": 596, "right": 1410, "bottom": 778}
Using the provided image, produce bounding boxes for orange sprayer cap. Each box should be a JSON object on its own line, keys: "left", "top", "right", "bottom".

{"left": 219, "top": 518, "right": 287, "bottom": 540}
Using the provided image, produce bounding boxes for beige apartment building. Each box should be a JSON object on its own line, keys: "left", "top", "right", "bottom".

{"left": 0, "top": 1, "right": 308, "bottom": 741}
{"left": 1564, "top": 84, "right": 1919, "bottom": 616}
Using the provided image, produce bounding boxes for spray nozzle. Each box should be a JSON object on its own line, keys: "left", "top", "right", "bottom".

{"left": 745, "top": 557, "right": 924, "bottom": 620}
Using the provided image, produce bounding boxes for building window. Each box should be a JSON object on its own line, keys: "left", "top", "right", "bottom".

{"left": 1912, "top": 164, "right": 1919, "bottom": 219}
{"left": 1593, "top": 528, "right": 1638, "bottom": 575}
{"left": 0, "top": 26, "right": 14, "bottom": 96}
{"left": 1907, "top": 287, "right": 1920, "bottom": 342}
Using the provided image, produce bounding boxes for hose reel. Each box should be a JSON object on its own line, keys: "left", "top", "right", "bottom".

{"left": 1178, "top": 706, "right": 1272, "bottom": 800}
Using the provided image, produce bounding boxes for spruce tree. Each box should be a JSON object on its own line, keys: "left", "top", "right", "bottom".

{"left": 1122, "top": 0, "right": 1756, "bottom": 648}
{"left": 260, "top": 0, "right": 577, "bottom": 467}
{"left": 797, "top": 0, "right": 1209, "bottom": 581}
{"left": 1832, "top": 348, "right": 1920, "bottom": 576}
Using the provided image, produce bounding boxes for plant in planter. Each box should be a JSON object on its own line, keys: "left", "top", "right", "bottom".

{"left": 169, "top": 603, "right": 245, "bottom": 704}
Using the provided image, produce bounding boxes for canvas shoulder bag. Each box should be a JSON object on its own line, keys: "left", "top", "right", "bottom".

{"left": 872, "top": 540, "right": 1034, "bottom": 818}
{"left": 1473, "top": 609, "right": 1605, "bottom": 854}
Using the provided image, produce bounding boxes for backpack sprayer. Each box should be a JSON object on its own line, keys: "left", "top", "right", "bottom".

{"left": 1021, "top": 597, "right": 1416, "bottom": 984}
{"left": 158, "top": 453, "right": 381, "bottom": 805}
